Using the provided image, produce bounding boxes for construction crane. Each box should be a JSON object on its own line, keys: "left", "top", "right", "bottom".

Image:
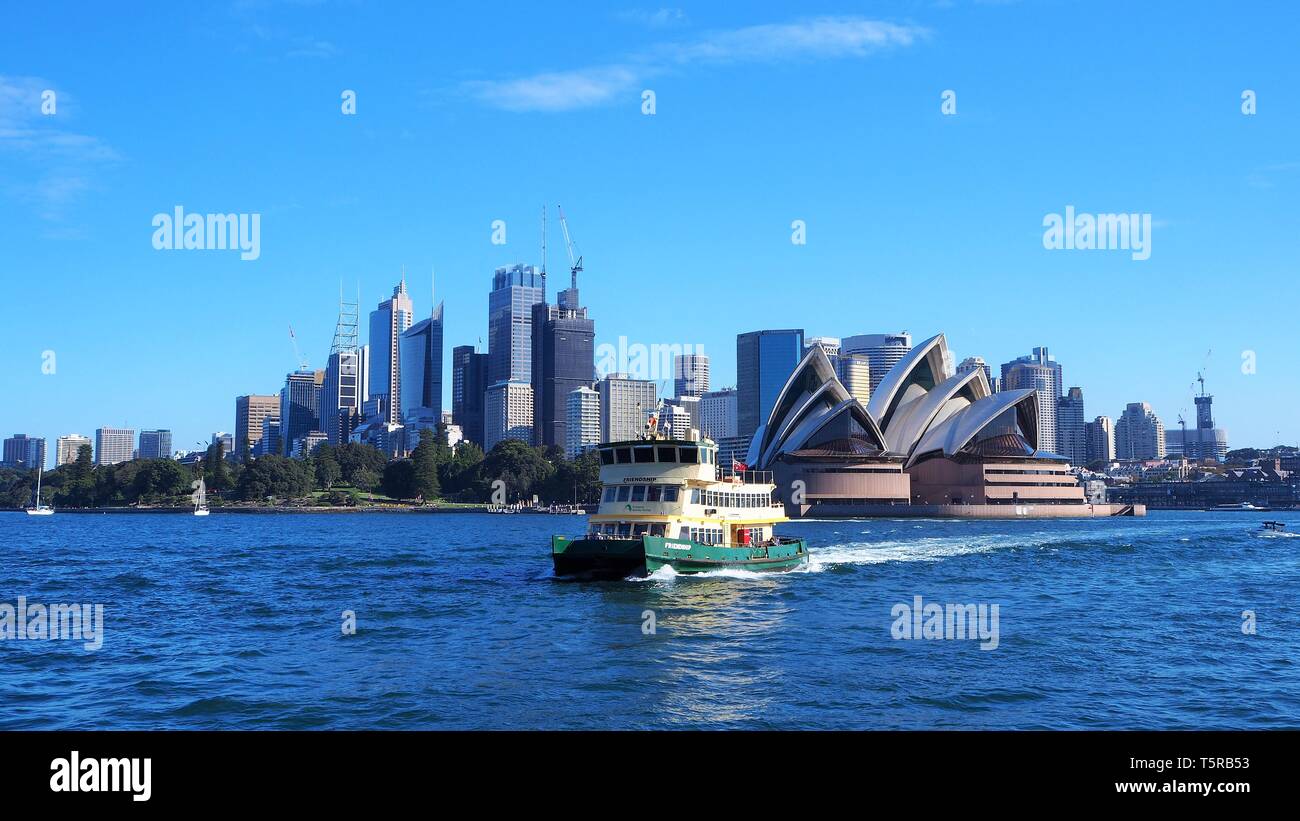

{"left": 288, "top": 324, "right": 309, "bottom": 370}
{"left": 557, "top": 204, "right": 582, "bottom": 291}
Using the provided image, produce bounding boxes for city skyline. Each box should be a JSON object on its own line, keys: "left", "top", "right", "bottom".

{"left": 5, "top": 4, "right": 1300, "bottom": 458}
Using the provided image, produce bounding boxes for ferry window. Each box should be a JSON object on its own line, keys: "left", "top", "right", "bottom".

{"left": 603, "top": 487, "right": 616, "bottom": 502}
{"left": 690, "top": 489, "right": 700, "bottom": 504}
{"left": 631, "top": 485, "right": 646, "bottom": 502}
{"left": 633, "top": 523, "right": 648, "bottom": 535}
{"left": 647, "top": 485, "right": 663, "bottom": 502}
{"left": 618, "top": 523, "right": 632, "bottom": 537}
{"left": 634, "top": 447, "right": 655, "bottom": 463}
{"left": 616, "top": 486, "right": 631, "bottom": 502}
{"left": 663, "top": 486, "right": 680, "bottom": 502}
{"left": 615, "top": 448, "right": 632, "bottom": 464}
{"left": 600, "top": 449, "right": 614, "bottom": 465}
{"left": 679, "top": 446, "right": 698, "bottom": 463}
{"left": 650, "top": 524, "right": 665, "bottom": 536}
{"left": 657, "top": 446, "right": 676, "bottom": 462}
{"left": 703, "top": 449, "right": 712, "bottom": 464}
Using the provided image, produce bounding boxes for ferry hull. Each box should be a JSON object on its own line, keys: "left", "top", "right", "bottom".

{"left": 642, "top": 535, "right": 808, "bottom": 574}
{"left": 551, "top": 536, "right": 645, "bottom": 578}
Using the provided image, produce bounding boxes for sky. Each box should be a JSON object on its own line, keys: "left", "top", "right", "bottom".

{"left": 3, "top": 1, "right": 1299, "bottom": 465}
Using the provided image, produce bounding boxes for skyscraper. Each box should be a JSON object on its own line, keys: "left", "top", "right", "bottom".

{"left": 235, "top": 394, "right": 280, "bottom": 460}
{"left": 1085, "top": 416, "right": 1116, "bottom": 465}
{"left": 835, "top": 353, "right": 872, "bottom": 405}
{"left": 487, "top": 264, "right": 545, "bottom": 385}
{"left": 842, "top": 333, "right": 912, "bottom": 395}
{"left": 452, "top": 344, "right": 490, "bottom": 448}
{"left": 2, "top": 434, "right": 45, "bottom": 469}
{"left": 1056, "top": 387, "right": 1087, "bottom": 466}
{"left": 531, "top": 299, "right": 595, "bottom": 449}
{"left": 322, "top": 296, "right": 368, "bottom": 446}
{"left": 1002, "top": 347, "right": 1063, "bottom": 453}
{"left": 598, "top": 374, "right": 658, "bottom": 442}
{"left": 280, "top": 369, "right": 324, "bottom": 456}
{"left": 368, "top": 277, "right": 414, "bottom": 425}
{"left": 399, "top": 300, "right": 445, "bottom": 437}
{"left": 484, "top": 380, "right": 534, "bottom": 451}
{"left": 95, "top": 427, "right": 135, "bottom": 465}
{"left": 1115, "top": 402, "right": 1166, "bottom": 460}
{"left": 737, "top": 329, "right": 805, "bottom": 441}
{"left": 699, "top": 388, "right": 738, "bottom": 441}
{"left": 956, "top": 356, "right": 993, "bottom": 388}
{"left": 56, "top": 434, "right": 92, "bottom": 466}
{"left": 138, "top": 429, "right": 173, "bottom": 460}
{"left": 672, "top": 353, "right": 710, "bottom": 399}
{"left": 565, "top": 386, "right": 600, "bottom": 459}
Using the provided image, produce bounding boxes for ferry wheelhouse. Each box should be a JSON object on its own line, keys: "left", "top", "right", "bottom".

{"left": 551, "top": 430, "right": 808, "bottom": 577}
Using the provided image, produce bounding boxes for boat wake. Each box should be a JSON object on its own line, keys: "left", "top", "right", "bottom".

{"left": 800, "top": 533, "right": 1033, "bottom": 572}
{"left": 632, "top": 564, "right": 772, "bottom": 582}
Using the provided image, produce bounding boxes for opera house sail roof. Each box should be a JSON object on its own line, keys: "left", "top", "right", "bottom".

{"left": 752, "top": 331, "right": 1058, "bottom": 471}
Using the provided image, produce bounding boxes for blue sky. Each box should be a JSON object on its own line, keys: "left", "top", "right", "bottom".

{"left": 3, "top": 1, "right": 1299, "bottom": 464}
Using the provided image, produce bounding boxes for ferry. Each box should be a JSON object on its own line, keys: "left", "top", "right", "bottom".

{"left": 550, "top": 423, "right": 808, "bottom": 578}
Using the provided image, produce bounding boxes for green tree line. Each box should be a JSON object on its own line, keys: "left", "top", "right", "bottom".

{"left": 0, "top": 431, "right": 602, "bottom": 509}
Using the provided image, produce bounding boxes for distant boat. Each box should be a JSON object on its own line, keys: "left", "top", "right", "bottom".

{"left": 1213, "top": 501, "right": 1271, "bottom": 512}
{"left": 192, "top": 478, "right": 210, "bottom": 516}
{"left": 25, "top": 463, "right": 54, "bottom": 516}
{"left": 1262, "top": 521, "right": 1286, "bottom": 532}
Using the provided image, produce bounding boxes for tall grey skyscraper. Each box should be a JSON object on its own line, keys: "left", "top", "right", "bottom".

{"left": 280, "top": 369, "right": 324, "bottom": 456}
{"left": 368, "top": 277, "right": 414, "bottom": 425}
{"left": 1056, "top": 387, "right": 1087, "bottom": 466}
{"left": 673, "top": 353, "right": 710, "bottom": 398}
{"left": 1115, "top": 402, "right": 1165, "bottom": 460}
{"left": 484, "top": 380, "right": 534, "bottom": 451}
{"left": 566, "top": 385, "right": 600, "bottom": 459}
{"left": 1002, "top": 347, "right": 1063, "bottom": 453}
{"left": 452, "top": 344, "right": 490, "bottom": 448}
{"left": 842, "top": 333, "right": 912, "bottom": 395}
{"left": 532, "top": 298, "right": 595, "bottom": 449}
{"left": 598, "top": 374, "right": 658, "bottom": 442}
{"left": 737, "top": 329, "right": 804, "bottom": 440}
{"left": 488, "top": 264, "right": 545, "bottom": 385}
{"left": 95, "top": 427, "right": 135, "bottom": 465}
{"left": 400, "top": 300, "right": 445, "bottom": 438}
{"left": 1085, "top": 416, "right": 1116, "bottom": 464}
{"left": 699, "top": 388, "right": 738, "bottom": 441}
{"left": 138, "top": 429, "right": 173, "bottom": 460}
{"left": 322, "top": 295, "right": 368, "bottom": 446}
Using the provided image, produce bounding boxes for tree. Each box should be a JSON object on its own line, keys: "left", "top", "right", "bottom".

{"left": 235, "top": 455, "right": 312, "bottom": 501}
{"left": 337, "top": 442, "right": 386, "bottom": 486}
{"left": 410, "top": 429, "right": 441, "bottom": 501}
{"left": 439, "top": 440, "right": 484, "bottom": 499}
{"left": 352, "top": 467, "right": 380, "bottom": 494}
{"left": 381, "top": 459, "right": 417, "bottom": 500}
{"left": 481, "top": 439, "right": 554, "bottom": 503}
{"left": 314, "top": 444, "right": 342, "bottom": 490}
{"left": 205, "top": 442, "right": 231, "bottom": 491}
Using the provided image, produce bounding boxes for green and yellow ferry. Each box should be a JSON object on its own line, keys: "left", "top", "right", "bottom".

{"left": 551, "top": 429, "right": 809, "bottom": 578}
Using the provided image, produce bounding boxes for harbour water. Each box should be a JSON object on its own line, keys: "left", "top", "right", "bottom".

{"left": 2, "top": 511, "right": 1296, "bottom": 729}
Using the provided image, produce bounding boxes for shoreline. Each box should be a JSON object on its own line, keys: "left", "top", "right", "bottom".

{"left": 2, "top": 505, "right": 593, "bottom": 515}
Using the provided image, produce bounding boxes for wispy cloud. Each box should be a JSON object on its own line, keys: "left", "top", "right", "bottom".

{"left": 1247, "top": 162, "right": 1300, "bottom": 190}
{"left": 615, "top": 8, "right": 688, "bottom": 29}
{"left": 465, "top": 16, "right": 929, "bottom": 112}
{"left": 0, "top": 75, "right": 120, "bottom": 223}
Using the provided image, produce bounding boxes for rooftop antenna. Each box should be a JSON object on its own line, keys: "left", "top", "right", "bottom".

{"left": 541, "top": 204, "right": 547, "bottom": 277}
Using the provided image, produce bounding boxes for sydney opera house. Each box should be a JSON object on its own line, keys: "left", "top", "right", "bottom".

{"left": 746, "top": 334, "right": 1143, "bottom": 518}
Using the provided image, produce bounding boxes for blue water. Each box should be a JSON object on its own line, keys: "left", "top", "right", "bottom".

{"left": 1, "top": 511, "right": 1297, "bottom": 729}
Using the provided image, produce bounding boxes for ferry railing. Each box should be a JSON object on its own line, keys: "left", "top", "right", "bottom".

{"left": 718, "top": 469, "right": 775, "bottom": 485}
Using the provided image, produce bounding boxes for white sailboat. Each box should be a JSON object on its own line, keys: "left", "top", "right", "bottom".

{"left": 26, "top": 463, "right": 54, "bottom": 516}
{"left": 192, "top": 477, "right": 210, "bottom": 516}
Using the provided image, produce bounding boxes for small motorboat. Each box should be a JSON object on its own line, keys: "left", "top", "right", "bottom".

{"left": 1261, "top": 521, "right": 1286, "bottom": 532}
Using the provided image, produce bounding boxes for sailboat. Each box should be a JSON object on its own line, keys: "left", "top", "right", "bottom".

{"left": 192, "top": 477, "right": 210, "bottom": 516}
{"left": 26, "top": 463, "right": 54, "bottom": 516}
